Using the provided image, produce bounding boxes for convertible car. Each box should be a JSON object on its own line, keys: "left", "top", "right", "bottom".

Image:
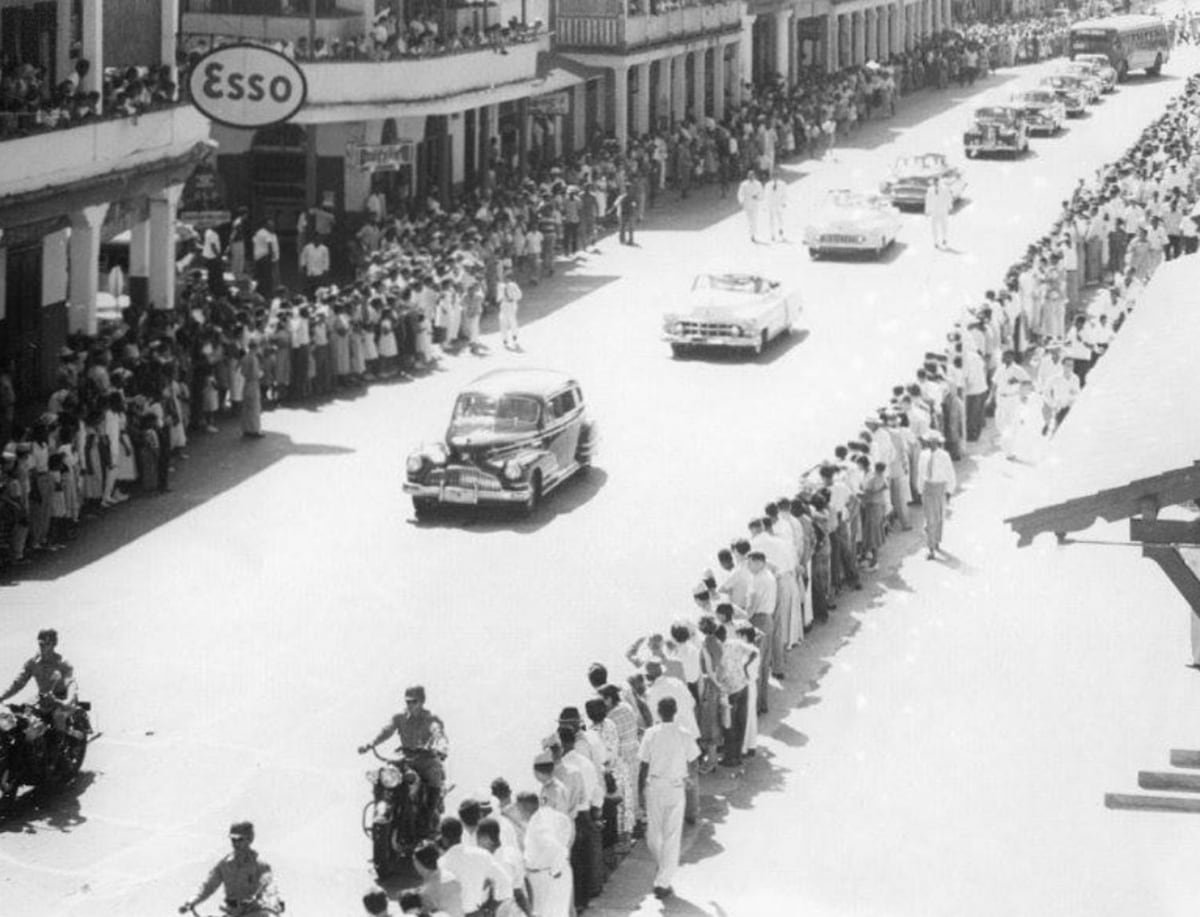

{"left": 880, "top": 153, "right": 967, "bottom": 210}
{"left": 963, "top": 105, "right": 1030, "bottom": 158}
{"left": 662, "top": 273, "right": 801, "bottom": 357}
{"left": 402, "top": 369, "right": 598, "bottom": 518}
{"left": 803, "top": 190, "right": 903, "bottom": 259}
{"left": 1010, "top": 88, "right": 1067, "bottom": 135}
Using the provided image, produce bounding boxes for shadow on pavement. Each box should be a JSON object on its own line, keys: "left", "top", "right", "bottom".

{"left": 0, "top": 770, "right": 97, "bottom": 835}
{"left": 2, "top": 430, "right": 355, "bottom": 585}
{"left": 408, "top": 467, "right": 609, "bottom": 535}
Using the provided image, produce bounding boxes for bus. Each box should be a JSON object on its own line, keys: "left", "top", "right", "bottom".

{"left": 1069, "top": 15, "right": 1172, "bottom": 79}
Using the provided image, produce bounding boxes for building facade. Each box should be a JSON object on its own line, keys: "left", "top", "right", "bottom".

{"left": 0, "top": 0, "right": 212, "bottom": 401}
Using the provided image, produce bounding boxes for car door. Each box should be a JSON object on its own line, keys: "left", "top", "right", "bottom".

{"left": 541, "top": 389, "right": 582, "bottom": 483}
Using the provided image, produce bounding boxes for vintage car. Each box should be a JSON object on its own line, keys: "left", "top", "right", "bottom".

{"left": 1055, "top": 63, "right": 1104, "bottom": 101}
{"left": 879, "top": 153, "right": 967, "bottom": 211}
{"left": 402, "top": 369, "right": 597, "bottom": 517}
{"left": 802, "top": 189, "right": 903, "bottom": 259}
{"left": 963, "top": 105, "right": 1030, "bottom": 158}
{"left": 1072, "top": 53, "right": 1118, "bottom": 91}
{"left": 1039, "top": 74, "right": 1089, "bottom": 116}
{"left": 1010, "top": 88, "right": 1067, "bottom": 135}
{"left": 662, "top": 273, "right": 800, "bottom": 357}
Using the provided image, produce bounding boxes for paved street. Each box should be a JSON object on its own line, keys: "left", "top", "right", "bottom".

{"left": 3, "top": 49, "right": 1198, "bottom": 917}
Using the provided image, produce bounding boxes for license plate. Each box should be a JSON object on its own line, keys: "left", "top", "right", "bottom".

{"left": 442, "top": 487, "right": 478, "bottom": 505}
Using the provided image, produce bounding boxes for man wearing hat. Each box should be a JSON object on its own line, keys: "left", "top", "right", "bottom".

{"left": 179, "top": 821, "right": 279, "bottom": 915}
{"left": 914, "top": 431, "right": 956, "bottom": 560}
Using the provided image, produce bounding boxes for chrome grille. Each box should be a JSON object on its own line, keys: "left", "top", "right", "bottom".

{"left": 443, "top": 467, "right": 501, "bottom": 490}
{"left": 820, "top": 233, "right": 865, "bottom": 244}
{"left": 677, "top": 321, "right": 738, "bottom": 337}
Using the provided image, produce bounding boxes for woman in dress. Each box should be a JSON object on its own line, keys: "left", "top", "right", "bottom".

{"left": 239, "top": 339, "right": 264, "bottom": 438}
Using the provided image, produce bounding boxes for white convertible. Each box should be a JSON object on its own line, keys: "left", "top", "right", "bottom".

{"left": 662, "top": 273, "right": 801, "bottom": 357}
{"left": 803, "top": 189, "right": 903, "bottom": 259}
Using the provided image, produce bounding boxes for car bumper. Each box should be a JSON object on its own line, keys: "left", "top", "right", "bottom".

{"left": 663, "top": 333, "right": 760, "bottom": 349}
{"left": 1025, "top": 117, "right": 1059, "bottom": 133}
{"left": 885, "top": 191, "right": 928, "bottom": 208}
{"left": 403, "top": 480, "right": 531, "bottom": 505}
{"left": 965, "top": 139, "right": 1022, "bottom": 152}
{"left": 806, "top": 237, "right": 880, "bottom": 251}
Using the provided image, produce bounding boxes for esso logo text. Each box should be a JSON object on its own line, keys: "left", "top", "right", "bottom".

{"left": 188, "top": 44, "right": 308, "bottom": 129}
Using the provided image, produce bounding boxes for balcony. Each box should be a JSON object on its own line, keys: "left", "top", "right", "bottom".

{"left": 0, "top": 105, "right": 213, "bottom": 203}
{"left": 293, "top": 33, "right": 550, "bottom": 122}
{"left": 555, "top": 0, "right": 743, "bottom": 52}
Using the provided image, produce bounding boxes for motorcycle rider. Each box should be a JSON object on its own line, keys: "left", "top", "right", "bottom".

{"left": 0, "top": 629, "right": 77, "bottom": 742}
{"left": 358, "top": 685, "right": 448, "bottom": 831}
{"left": 179, "top": 821, "right": 280, "bottom": 916}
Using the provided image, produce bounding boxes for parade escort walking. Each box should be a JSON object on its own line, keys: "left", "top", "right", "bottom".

{"left": 737, "top": 170, "right": 764, "bottom": 243}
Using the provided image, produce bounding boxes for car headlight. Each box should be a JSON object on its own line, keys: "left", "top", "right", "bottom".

{"left": 670, "top": 322, "right": 684, "bottom": 335}
{"left": 380, "top": 765, "right": 402, "bottom": 789}
{"left": 0, "top": 708, "right": 14, "bottom": 732}
{"left": 406, "top": 454, "right": 425, "bottom": 475}
{"left": 503, "top": 460, "right": 523, "bottom": 481}
{"left": 426, "top": 442, "right": 448, "bottom": 465}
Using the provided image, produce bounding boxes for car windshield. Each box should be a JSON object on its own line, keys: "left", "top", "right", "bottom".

{"left": 896, "top": 153, "right": 947, "bottom": 173}
{"left": 1016, "top": 91, "right": 1054, "bottom": 104}
{"left": 692, "top": 274, "right": 766, "bottom": 294}
{"left": 450, "top": 392, "right": 541, "bottom": 433}
{"left": 830, "top": 190, "right": 883, "bottom": 209}
{"left": 975, "top": 107, "right": 1013, "bottom": 121}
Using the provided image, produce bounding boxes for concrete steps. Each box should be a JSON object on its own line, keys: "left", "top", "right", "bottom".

{"left": 1106, "top": 750, "right": 1200, "bottom": 813}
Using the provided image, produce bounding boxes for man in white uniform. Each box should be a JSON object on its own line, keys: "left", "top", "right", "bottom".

{"left": 638, "top": 696, "right": 699, "bottom": 901}
{"left": 517, "top": 792, "right": 572, "bottom": 917}
{"left": 736, "top": 170, "right": 763, "bottom": 242}
{"left": 925, "top": 176, "right": 954, "bottom": 249}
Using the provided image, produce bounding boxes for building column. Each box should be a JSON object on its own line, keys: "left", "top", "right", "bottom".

{"left": 891, "top": 3, "right": 902, "bottom": 58}
{"left": 633, "top": 62, "right": 650, "bottom": 136}
{"left": 43, "top": 230, "right": 69, "bottom": 312}
{"left": 825, "top": 14, "right": 837, "bottom": 73}
{"left": 0, "top": 248, "right": 6, "bottom": 325}
{"left": 160, "top": 0, "right": 180, "bottom": 91}
{"left": 612, "top": 65, "right": 629, "bottom": 151}
{"left": 55, "top": 0, "right": 72, "bottom": 84}
{"left": 149, "top": 184, "right": 183, "bottom": 311}
{"left": 670, "top": 54, "right": 686, "bottom": 126}
{"left": 854, "top": 12, "right": 866, "bottom": 65}
{"left": 932, "top": 0, "right": 941, "bottom": 34}
{"left": 943, "top": 0, "right": 952, "bottom": 30}
{"left": 866, "top": 9, "right": 877, "bottom": 62}
{"left": 740, "top": 14, "right": 755, "bottom": 92}
{"left": 713, "top": 43, "right": 727, "bottom": 120}
{"left": 879, "top": 6, "right": 890, "bottom": 60}
{"left": 692, "top": 48, "right": 706, "bottom": 119}
{"left": 67, "top": 204, "right": 109, "bottom": 335}
{"left": 80, "top": 0, "right": 103, "bottom": 110}
{"left": 774, "top": 9, "right": 793, "bottom": 85}
{"left": 128, "top": 215, "right": 151, "bottom": 310}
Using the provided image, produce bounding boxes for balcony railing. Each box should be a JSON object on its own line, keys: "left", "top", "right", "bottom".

{"left": 0, "top": 105, "right": 212, "bottom": 201}
{"left": 295, "top": 33, "right": 547, "bottom": 118}
{"left": 555, "top": 0, "right": 743, "bottom": 51}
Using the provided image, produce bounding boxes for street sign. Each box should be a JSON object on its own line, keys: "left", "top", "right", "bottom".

{"left": 187, "top": 43, "right": 308, "bottom": 130}
{"left": 347, "top": 141, "right": 416, "bottom": 173}
{"left": 528, "top": 92, "right": 570, "bottom": 117}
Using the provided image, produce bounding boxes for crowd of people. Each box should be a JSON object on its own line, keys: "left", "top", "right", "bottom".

{"left": 0, "top": 56, "right": 176, "bottom": 140}
{"left": 344, "top": 69, "right": 1200, "bottom": 917}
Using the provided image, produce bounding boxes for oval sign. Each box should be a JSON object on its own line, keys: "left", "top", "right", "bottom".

{"left": 188, "top": 43, "right": 307, "bottom": 130}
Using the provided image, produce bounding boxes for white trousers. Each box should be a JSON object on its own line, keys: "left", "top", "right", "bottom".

{"left": 529, "top": 868, "right": 572, "bottom": 917}
{"left": 646, "top": 781, "right": 686, "bottom": 889}
{"left": 930, "top": 212, "right": 949, "bottom": 245}
{"left": 499, "top": 303, "right": 520, "bottom": 340}
{"left": 767, "top": 206, "right": 785, "bottom": 240}
{"left": 743, "top": 205, "right": 759, "bottom": 240}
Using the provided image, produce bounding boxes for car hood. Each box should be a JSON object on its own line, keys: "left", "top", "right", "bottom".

{"left": 681, "top": 292, "right": 773, "bottom": 320}
{"left": 445, "top": 429, "right": 532, "bottom": 458}
{"left": 811, "top": 206, "right": 889, "bottom": 227}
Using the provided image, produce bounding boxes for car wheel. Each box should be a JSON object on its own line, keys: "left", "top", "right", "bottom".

{"left": 412, "top": 498, "right": 435, "bottom": 520}
{"left": 670, "top": 344, "right": 688, "bottom": 359}
{"left": 0, "top": 754, "right": 17, "bottom": 816}
{"left": 808, "top": 247, "right": 821, "bottom": 260}
{"left": 1147, "top": 53, "right": 1163, "bottom": 77}
{"left": 53, "top": 736, "right": 87, "bottom": 785}
{"left": 522, "top": 472, "right": 542, "bottom": 517}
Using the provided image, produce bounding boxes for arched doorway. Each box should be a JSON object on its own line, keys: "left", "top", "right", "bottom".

{"left": 250, "top": 123, "right": 306, "bottom": 282}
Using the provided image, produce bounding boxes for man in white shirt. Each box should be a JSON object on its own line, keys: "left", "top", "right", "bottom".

{"left": 718, "top": 539, "right": 752, "bottom": 610}
{"left": 736, "top": 170, "right": 763, "bottom": 242}
{"left": 438, "top": 818, "right": 513, "bottom": 916}
{"left": 200, "top": 225, "right": 226, "bottom": 296}
{"left": 251, "top": 220, "right": 280, "bottom": 296}
{"left": 553, "top": 727, "right": 603, "bottom": 908}
{"left": 299, "top": 237, "right": 330, "bottom": 296}
{"left": 915, "top": 431, "right": 956, "bottom": 560}
{"left": 638, "top": 696, "right": 700, "bottom": 900}
{"left": 925, "top": 176, "right": 954, "bottom": 249}
{"left": 743, "top": 551, "right": 777, "bottom": 710}
{"left": 962, "top": 343, "right": 989, "bottom": 442}
{"left": 1042, "top": 356, "right": 1081, "bottom": 433}
{"left": 475, "top": 818, "right": 529, "bottom": 917}
{"left": 989, "top": 350, "right": 1031, "bottom": 441}
{"left": 517, "top": 792, "right": 572, "bottom": 917}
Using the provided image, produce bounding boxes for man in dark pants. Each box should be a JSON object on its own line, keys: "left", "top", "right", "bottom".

{"left": 617, "top": 191, "right": 639, "bottom": 245}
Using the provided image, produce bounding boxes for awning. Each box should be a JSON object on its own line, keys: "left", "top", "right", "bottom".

{"left": 299, "top": 54, "right": 602, "bottom": 124}
{"left": 1005, "top": 255, "right": 1200, "bottom": 547}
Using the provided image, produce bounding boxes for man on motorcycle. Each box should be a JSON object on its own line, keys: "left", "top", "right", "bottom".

{"left": 0, "top": 629, "right": 76, "bottom": 740}
{"left": 179, "top": 821, "right": 280, "bottom": 916}
{"left": 358, "top": 685, "right": 448, "bottom": 830}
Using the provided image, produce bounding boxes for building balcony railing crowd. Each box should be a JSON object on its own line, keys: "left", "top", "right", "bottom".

{"left": 0, "top": 59, "right": 179, "bottom": 142}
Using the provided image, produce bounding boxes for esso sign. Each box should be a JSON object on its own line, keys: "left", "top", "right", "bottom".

{"left": 188, "top": 44, "right": 307, "bottom": 129}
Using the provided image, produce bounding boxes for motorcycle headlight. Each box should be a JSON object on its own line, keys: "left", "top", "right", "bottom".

{"left": 366, "top": 768, "right": 380, "bottom": 785}
{"left": 0, "top": 708, "right": 14, "bottom": 732}
{"left": 406, "top": 454, "right": 425, "bottom": 475}
{"left": 380, "top": 765, "right": 402, "bottom": 789}
{"left": 503, "top": 459, "right": 523, "bottom": 481}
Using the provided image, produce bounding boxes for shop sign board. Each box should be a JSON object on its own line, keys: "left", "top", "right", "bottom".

{"left": 188, "top": 43, "right": 308, "bottom": 129}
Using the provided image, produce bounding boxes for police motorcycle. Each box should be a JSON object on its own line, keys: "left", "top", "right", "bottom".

{"left": 360, "top": 745, "right": 448, "bottom": 877}
{"left": 0, "top": 691, "right": 92, "bottom": 813}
